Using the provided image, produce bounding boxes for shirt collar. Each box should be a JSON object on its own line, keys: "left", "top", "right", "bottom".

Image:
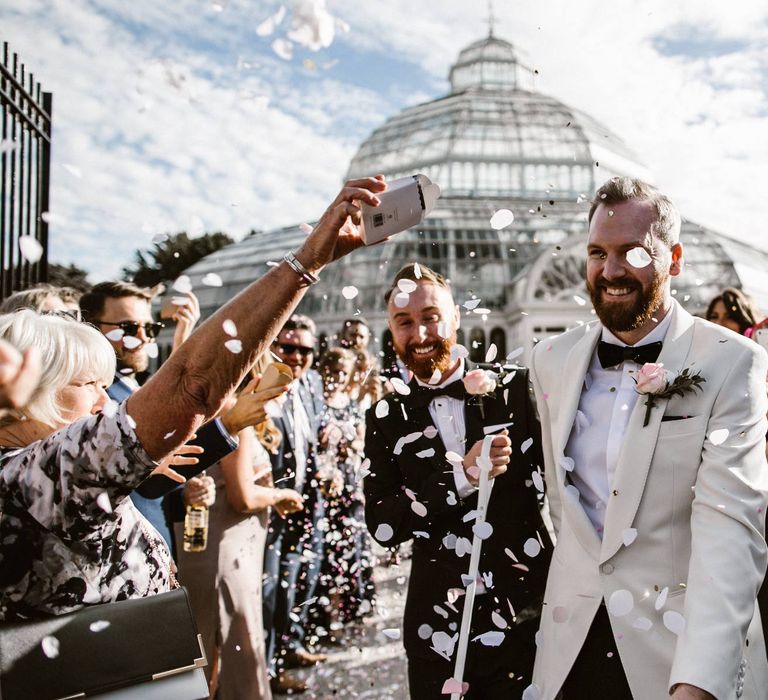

{"left": 414, "top": 358, "right": 465, "bottom": 389}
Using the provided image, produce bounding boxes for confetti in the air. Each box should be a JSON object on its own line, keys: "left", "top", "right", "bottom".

{"left": 342, "top": 286, "right": 359, "bottom": 299}
{"left": 607, "top": 589, "right": 634, "bottom": 617}
{"left": 256, "top": 5, "right": 286, "bottom": 36}
{"left": 18, "top": 236, "right": 43, "bottom": 263}
{"left": 411, "top": 501, "right": 428, "bottom": 517}
{"left": 172, "top": 275, "right": 192, "bottom": 294}
{"left": 394, "top": 291, "right": 410, "bottom": 308}
{"left": 463, "top": 298, "right": 481, "bottom": 311}
{"left": 222, "top": 320, "right": 237, "bottom": 337}
{"left": 105, "top": 329, "right": 124, "bottom": 341}
{"left": 473, "top": 630, "right": 505, "bottom": 646}
{"left": 375, "top": 523, "right": 394, "bottom": 542}
{"left": 41, "top": 636, "right": 60, "bottom": 658}
{"left": 225, "top": 339, "right": 243, "bottom": 354}
{"left": 520, "top": 437, "right": 533, "bottom": 453}
{"left": 492, "top": 611, "right": 507, "bottom": 629}
{"left": 573, "top": 295, "right": 587, "bottom": 306}
{"left": 202, "top": 272, "right": 223, "bottom": 287}
{"left": 485, "top": 343, "right": 497, "bottom": 362}
{"left": 663, "top": 610, "right": 686, "bottom": 636}
{"left": 413, "top": 262, "right": 422, "bottom": 279}
{"left": 622, "top": 528, "right": 638, "bottom": 546}
{"left": 626, "top": 247, "right": 652, "bottom": 268}
{"left": 375, "top": 401, "right": 389, "bottom": 419}
{"left": 390, "top": 378, "right": 411, "bottom": 395}
{"left": 90, "top": 620, "right": 111, "bottom": 633}
{"left": 122, "top": 336, "right": 142, "bottom": 349}
{"left": 490, "top": 209, "right": 515, "bottom": 230}
{"left": 632, "top": 617, "right": 653, "bottom": 631}
{"left": 145, "top": 343, "right": 159, "bottom": 359}
{"left": 398, "top": 278, "right": 417, "bottom": 294}
{"left": 708, "top": 428, "right": 729, "bottom": 445}
{"left": 96, "top": 492, "right": 112, "bottom": 513}
{"left": 655, "top": 587, "right": 669, "bottom": 610}
{"left": 382, "top": 628, "right": 401, "bottom": 640}
{"left": 271, "top": 38, "right": 293, "bottom": 60}
{"left": 523, "top": 538, "right": 541, "bottom": 557}
{"left": 472, "top": 521, "right": 493, "bottom": 540}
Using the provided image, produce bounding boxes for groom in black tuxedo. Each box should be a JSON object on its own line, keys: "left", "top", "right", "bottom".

{"left": 364, "top": 264, "right": 552, "bottom": 698}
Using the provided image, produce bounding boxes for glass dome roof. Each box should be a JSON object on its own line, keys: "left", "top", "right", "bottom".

{"left": 346, "top": 34, "right": 651, "bottom": 198}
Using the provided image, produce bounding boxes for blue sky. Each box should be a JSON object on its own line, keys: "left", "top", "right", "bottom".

{"left": 2, "top": 0, "right": 767, "bottom": 281}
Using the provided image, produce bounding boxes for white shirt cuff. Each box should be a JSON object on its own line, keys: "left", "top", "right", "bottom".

{"left": 452, "top": 465, "right": 478, "bottom": 500}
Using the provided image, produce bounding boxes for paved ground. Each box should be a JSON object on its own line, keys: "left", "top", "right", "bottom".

{"left": 284, "top": 556, "right": 411, "bottom": 699}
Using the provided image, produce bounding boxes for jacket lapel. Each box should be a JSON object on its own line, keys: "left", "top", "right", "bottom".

{"left": 599, "top": 301, "right": 695, "bottom": 563}
{"left": 392, "top": 385, "right": 449, "bottom": 473}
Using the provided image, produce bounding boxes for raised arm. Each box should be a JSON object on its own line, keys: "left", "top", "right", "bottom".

{"left": 127, "top": 177, "right": 386, "bottom": 460}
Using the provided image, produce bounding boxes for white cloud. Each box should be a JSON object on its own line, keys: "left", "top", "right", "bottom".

{"left": 2, "top": 0, "right": 766, "bottom": 280}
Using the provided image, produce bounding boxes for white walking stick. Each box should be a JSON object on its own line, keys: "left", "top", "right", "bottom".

{"left": 450, "top": 435, "right": 496, "bottom": 700}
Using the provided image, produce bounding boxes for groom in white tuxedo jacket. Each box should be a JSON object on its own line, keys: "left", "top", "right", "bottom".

{"left": 529, "top": 177, "right": 768, "bottom": 700}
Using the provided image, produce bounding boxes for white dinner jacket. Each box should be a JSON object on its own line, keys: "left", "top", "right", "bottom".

{"left": 530, "top": 300, "right": 768, "bottom": 700}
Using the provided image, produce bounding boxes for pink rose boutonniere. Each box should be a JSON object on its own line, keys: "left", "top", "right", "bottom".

{"left": 463, "top": 368, "right": 499, "bottom": 419}
{"left": 635, "top": 363, "right": 705, "bottom": 426}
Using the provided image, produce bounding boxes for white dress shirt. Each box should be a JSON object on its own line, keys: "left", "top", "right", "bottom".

{"left": 565, "top": 308, "right": 673, "bottom": 536}
{"left": 414, "top": 359, "right": 477, "bottom": 499}
{"left": 289, "top": 383, "right": 312, "bottom": 493}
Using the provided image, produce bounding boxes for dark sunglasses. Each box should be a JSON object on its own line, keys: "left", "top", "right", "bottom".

{"left": 277, "top": 342, "right": 314, "bottom": 357}
{"left": 43, "top": 309, "right": 82, "bottom": 322}
{"left": 97, "top": 320, "right": 165, "bottom": 339}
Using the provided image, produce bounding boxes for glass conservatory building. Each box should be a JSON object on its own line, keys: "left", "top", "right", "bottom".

{"left": 181, "top": 33, "right": 768, "bottom": 365}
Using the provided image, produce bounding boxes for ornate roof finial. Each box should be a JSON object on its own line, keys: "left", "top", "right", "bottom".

{"left": 487, "top": 0, "right": 496, "bottom": 37}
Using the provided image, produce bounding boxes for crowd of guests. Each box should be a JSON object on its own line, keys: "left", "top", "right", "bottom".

{"left": 0, "top": 279, "right": 384, "bottom": 697}
{"left": 1, "top": 174, "right": 768, "bottom": 700}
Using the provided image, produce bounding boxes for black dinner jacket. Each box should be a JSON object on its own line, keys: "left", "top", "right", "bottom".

{"left": 364, "top": 366, "right": 552, "bottom": 659}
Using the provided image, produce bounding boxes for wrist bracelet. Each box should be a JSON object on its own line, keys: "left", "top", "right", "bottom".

{"left": 283, "top": 251, "right": 319, "bottom": 286}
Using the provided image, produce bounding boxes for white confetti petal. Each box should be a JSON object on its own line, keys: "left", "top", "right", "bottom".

{"left": 708, "top": 428, "right": 729, "bottom": 445}
{"left": 96, "top": 492, "right": 112, "bottom": 513}
{"left": 428, "top": 369, "right": 442, "bottom": 385}
{"left": 573, "top": 295, "right": 587, "bottom": 306}
{"left": 490, "top": 209, "right": 514, "bottom": 230}
{"left": 450, "top": 344, "right": 469, "bottom": 362}
{"left": 145, "top": 343, "right": 159, "bottom": 359}
{"left": 105, "top": 329, "right": 124, "bottom": 341}
{"left": 225, "top": 339, "right": 243, "bottom": 354}
{"left": 375, "top": 524, "right": 394, "bottom": 542}
{"left": 532, "top": 471, "right": 544, "bottom": 492}
{"left": 455, "top": 536, "right": 472, "bottom": 557}
{"left": 62, "top": 163, "right": 82, "bottom": 178}
{"left": 559, "top": 456, "right": 575, "bottom": 472}
{"left": 393, "top": 291, "right": 410, "bottom": 308}
{"left": 626, "top": 247, "right": 653, "bottom": 268}
{"left": 413, "top": 262, "right": 422, "bottom": 279}
{"left": 172, "top": 275, "right": 192, "bottom": 293}
{"left": 521, "top": 437, "right": 534, "bottom": 454}
{"left": 222, "top": 319, "right": 237, "bottom": 337}
{"left": 299, "top": 222, "right": 313, "bottom": 235}
{"left": 122, "top": 336, "right": 142, "bottom": 349}
{"left": 492, "top": 611, "right": 507, "bottom": 629}
{"left": 255, "top": 4, "right": 286, "bottom": 36}
{"left": 41, "top": 636, "right": 60, "bottom": 658}
{"left": 473, "top": 630, "right": 505, "bottom": 646}
{"left": 202, "top": 272, "right": 223, "bottom": 287}
{"left": 411, "top": 501, "right": 427, "bottom": 517}
{"left": 271, "top": 37, "right": 293, "bottom": 60}
{"left": 663, "top": 610, "right": 686, "bottom": 635}
{"left": 655, "top": 586, "right": 669, "bottom": 610}
{"left": 416, "top": 448, "right": 435, "bottom": 459}
{"left": 390, "top": 378, "right": 411, "bottom": 395}
{"left": 101, "top": 400, "right": 118, "bottom": 418}
{"left": 463, "top": 298, "right": 481, "bottom": 310}
{"left": 622, "top": 528, "right": 638, "bottom": 547}
{"left": 423, "top": 426, "right": 439, "bottom": 439}
{"left": 375, "top": 401, "right": 389, "bottom": 418}
{"left": 485, "top": 343, "right": 498, "bottom": 362}
{"left": 18, "top": 236, "right": 43, "bottom": 263}
{"left": 632, "top": 617, "right": 653, "bottom": 631}
{"left": 522, "top": 684, "right": 542, "bottom": 700}
{"left": 342, "top": 286, "right": 358, "bottom": 299}
{"left": 90, "top": 620, "right": 111, "bottom": 632}
{"left": 607, "top": 589, "right": 634, "bottom": 617}
{"left": 398, "top": 279, "right": 417, "bottom": 293}
{"left": 417, "top": 623, "right": 433, "bottom": 640}
{"left": 472, "top": 521, "right": 493, "bottom": 540}
{"left": 523, "top": 538, "right": 541, "bottom": 558}
{"left": 382, "top": 628, "right": 400, "bottom": 640}
{"left": 506, "top": 347, "right": 524, "bottom": 362}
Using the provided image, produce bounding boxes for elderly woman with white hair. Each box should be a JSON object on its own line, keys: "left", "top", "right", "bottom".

{"left": 0, "top": 175, "right": 386, "bottom": 621}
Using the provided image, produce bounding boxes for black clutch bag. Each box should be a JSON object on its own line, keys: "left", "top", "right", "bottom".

{"left": 0, "top": 588, "right": 208, "bottom": 699}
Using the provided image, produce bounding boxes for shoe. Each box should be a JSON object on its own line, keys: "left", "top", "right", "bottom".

{"left": 283, "top": 647, "right": 328, "bottom": 668}
{"left": 270, "top": 674, "right": 307, "bottom": 695}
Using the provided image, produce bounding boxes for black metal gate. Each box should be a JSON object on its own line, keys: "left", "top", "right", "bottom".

{"left": 0, "top": 41, "right": 52, "bottom": 299}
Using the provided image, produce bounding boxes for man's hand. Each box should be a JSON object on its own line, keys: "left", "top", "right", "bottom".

{"left": 171, "top": 291, "right": 201, "bottom": 352}
{"left": 273, "top": 488, "right": 303, "bottom": 518}
{"left": 220, "top": 375, "right": 289, "bottom": 435}
{"left": 0, "top": 340, "right": 41, "bottom": 411}
{"left": 294, "top": 176, "right": 388, "bottom": 274}
{"left": 462, "top": 429, "right": 511, "bottom": 486}
{"left": 184, "top": 474, "right": 216, "bottom": 507}
{"left": 150, "top": 442, "right": 204, "bottom": 483}
{"left": 670, "top": 684, "right": 715, "bottom": 699}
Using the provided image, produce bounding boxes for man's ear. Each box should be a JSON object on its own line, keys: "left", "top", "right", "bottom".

{"left": 670, "top": 243, "right": 684, "bottom": 277}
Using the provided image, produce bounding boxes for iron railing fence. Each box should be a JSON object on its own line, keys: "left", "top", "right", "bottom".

{"left": 0, "top": 41, "right": 52, "bottom": 299}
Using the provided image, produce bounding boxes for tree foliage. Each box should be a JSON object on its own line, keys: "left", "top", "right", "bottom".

{"left": 122, "top": 231, "right": 234, "bottom": 287}
{"left": 47, "top": 262, "right": 91, "bottom": 292}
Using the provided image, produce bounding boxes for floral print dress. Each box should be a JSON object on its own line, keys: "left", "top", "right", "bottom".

{"left": 0, "top": 403, "right": 172, "bottom": 620}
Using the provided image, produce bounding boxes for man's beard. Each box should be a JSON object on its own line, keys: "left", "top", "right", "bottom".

{"left": 116, "top": 349, "right": 148, "bottom": 375}
{"left": 588, "top": 271, "right": 668, "bottom": 333}
{"left": 396, "top": 333, "right": 455, "bottom": 380}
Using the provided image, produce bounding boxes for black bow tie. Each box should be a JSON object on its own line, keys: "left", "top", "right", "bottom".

{"left": 597, "top": 340, "right": 663, "bottom": 369}
{"left": 410, "top": 380, "right": 467, "bottom": 409}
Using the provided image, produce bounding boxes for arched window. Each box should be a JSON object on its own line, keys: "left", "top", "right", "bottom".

{"left": 489, "top": 327, "right": 507, "bottom": 361}
{"left": 469, "top": 327, "right": 486, "bottom": 364}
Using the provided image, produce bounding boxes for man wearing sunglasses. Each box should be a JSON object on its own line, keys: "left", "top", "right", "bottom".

{"left": 263, "top": 314, "right": 328, "bottom": 694}
{"left": 79, "top": 281, "right": 235, "bottom": 555}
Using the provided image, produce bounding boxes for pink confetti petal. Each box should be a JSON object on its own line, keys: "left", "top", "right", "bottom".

{"left": 441, "top": 678, "right": 469, "bottom": 695}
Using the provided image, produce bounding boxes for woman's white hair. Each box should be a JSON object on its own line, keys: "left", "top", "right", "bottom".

{"left": 0, "top": 310, "right": 115, "bottom": 426}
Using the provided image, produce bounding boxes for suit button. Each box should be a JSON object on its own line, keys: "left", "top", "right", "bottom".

{"left": 601, "top": 563, "right": 614, "bottom": 575}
